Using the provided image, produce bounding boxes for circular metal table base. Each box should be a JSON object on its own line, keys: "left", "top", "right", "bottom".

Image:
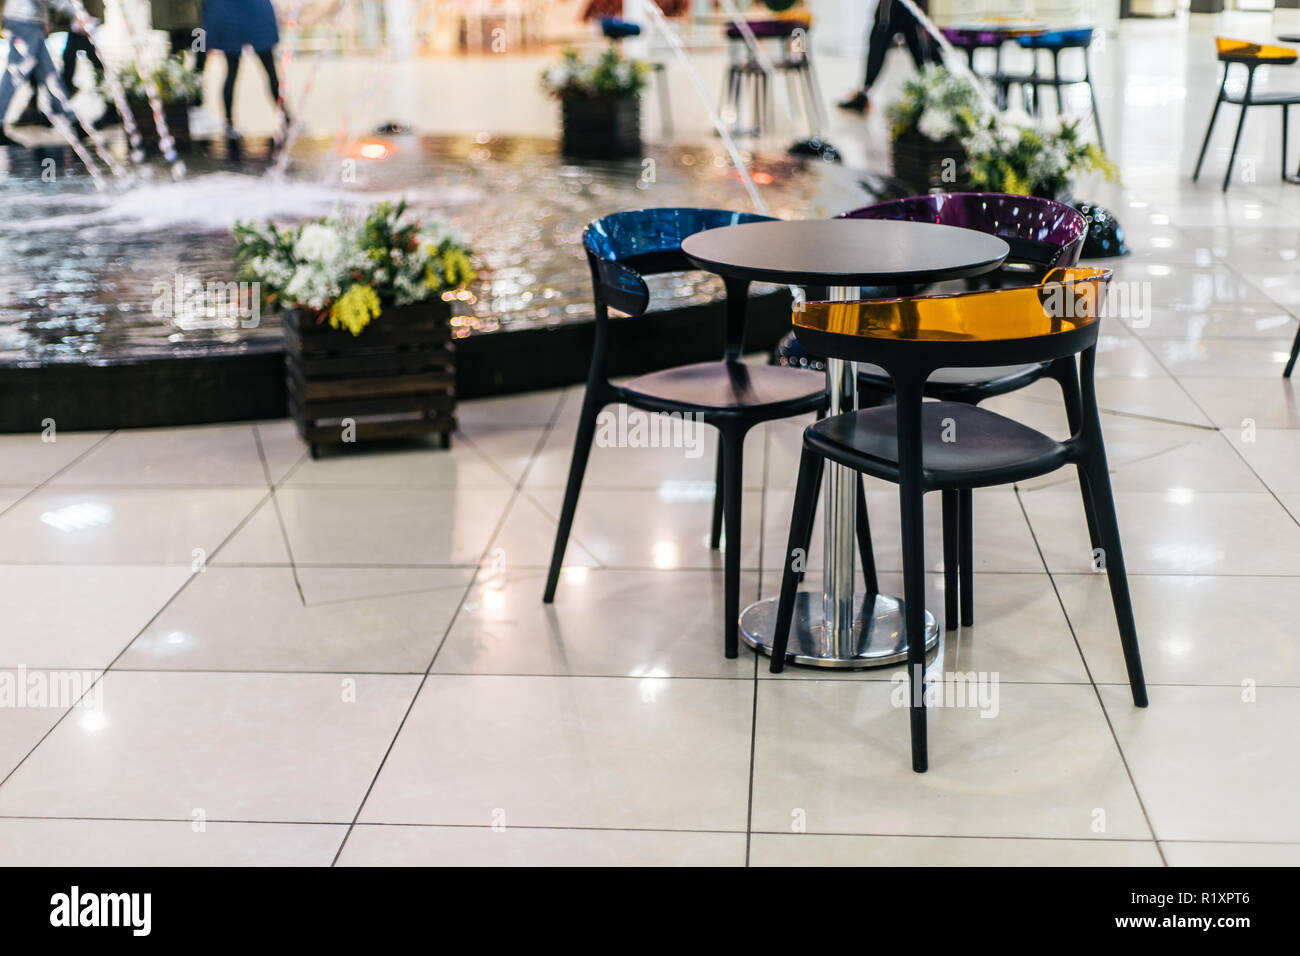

{"left": 740, "top": 592, "right": 939, "bottom": 669}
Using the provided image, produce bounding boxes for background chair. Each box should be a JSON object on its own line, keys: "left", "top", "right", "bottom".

{"left": 1193, "top": 38, "right": 1300, "bottom": 192}
{"left": 1000, "top": 27, "right": 1105, "bottom": 149}
{"left": 720, "top": 16, "right": 822, "bottom": 138}
{"left": 600, "top": 17, "right": 673, "bottom": 137}
{"left": 769, "top": 268, "right": 1148, "bottom": 772}
{"left": 543, "top": 207, "right": 844, "bottom": 659}
{"left": 836, "top": 193, "right": 1098, "bottom": 628}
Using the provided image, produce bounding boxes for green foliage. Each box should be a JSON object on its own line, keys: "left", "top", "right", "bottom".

{"left": 540, "top": 46, "right": 648, "bottom": 100}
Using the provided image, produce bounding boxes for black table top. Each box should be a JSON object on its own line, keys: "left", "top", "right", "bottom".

{"left": 681, "top": 219, "right": 1010, "bottom": 287}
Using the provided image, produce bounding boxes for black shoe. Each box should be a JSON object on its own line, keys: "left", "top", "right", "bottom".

{"left": 0, "top": 129, "right": 20, "bottom": 147}
{"left": 93, "top": 105, "right": 122, "bottom": 130}
{"left": 14, "top": 102, "right": 52, "bottom": 127}
{"left": 836, "top": 90, "right": 870, "bottom": 114}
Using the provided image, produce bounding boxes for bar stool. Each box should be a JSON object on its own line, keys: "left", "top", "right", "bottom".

{"left": 721, "top": 17, "right": 822, "bottom": 137}
{"left": 769, "top": 267, "right": 1148, "bottom": 772}
{"left": 543, "top": 208, "right": 861, "bottom": 659}
{"left": 1000, "top": 28, "right": 1105, "bottom": 149}
{"left": 1193, "top": 37, "right": 1300, "bottom": 192}
{"left": 837, "top": 193, "right": 1098, "bottom": 628}
{"left": 599, "top": 17, "right": 673, "bottom": 137}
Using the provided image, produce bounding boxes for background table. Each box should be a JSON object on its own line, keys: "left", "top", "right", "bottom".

{"left": 682, "top": 219, "right": 1009, "bottom": 668}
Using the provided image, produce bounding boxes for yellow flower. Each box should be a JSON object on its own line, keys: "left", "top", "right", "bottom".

{"left": 329, "top": 283, "right": 382, "bottom": 336}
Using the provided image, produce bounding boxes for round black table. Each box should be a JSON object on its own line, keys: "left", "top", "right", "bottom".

{"left": 683, "top": 218, "right": 1010, "bottom": 668}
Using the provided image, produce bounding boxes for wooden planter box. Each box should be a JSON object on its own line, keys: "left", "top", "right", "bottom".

{"left": 891, "top": 130, "right": 970, "bottom": 192}
{"left": 561, "top": 95, "right": 641, "bottom": 160}
{"left": 127, "top": 100, "right": 191, "bottom": 152}
{"left": 282, "top": 299, "right": 456, "bottom": 458}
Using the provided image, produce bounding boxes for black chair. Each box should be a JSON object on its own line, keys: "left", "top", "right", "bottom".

{"left": 1193, "top": 37, "right": 1300, "bottom": 192}
{"left": 543, "top": 207, "right": 841, "bottom": 658}
{"left": 838, "top": 193, "right": 1100, "bottom": 627}
{"left": 1000, "top": 28, "right": 1106, "bottom": 150}
{"left": 768, "top": 268, "right": 1148, "bottom": 772}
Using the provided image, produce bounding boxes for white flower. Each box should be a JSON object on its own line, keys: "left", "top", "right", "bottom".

{"left": 294, "top": 223, "right": 343, "bottom": 265}
{"left": 917, "top": 108, "right": 956, "bottom": 142}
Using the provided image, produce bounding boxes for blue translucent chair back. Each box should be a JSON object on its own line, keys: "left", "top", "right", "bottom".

{"left": 838, "top": 193, "right": 1088, "bottom": 271}
{"left": 583, "top": 208, "right": 776, "bottom": 316}
{"left": 600, "top": 18, "right": 641, "bottom": 40}
{"left": 1017, "top": 27, "right": 1095, "bottom": 50}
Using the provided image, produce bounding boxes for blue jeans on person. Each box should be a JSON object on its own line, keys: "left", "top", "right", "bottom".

{"left": 0, "top": 18, "right": 73, "bottom": 125}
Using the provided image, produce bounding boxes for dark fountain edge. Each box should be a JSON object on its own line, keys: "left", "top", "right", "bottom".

{"left": 0, "top": 288, "right": 794, "bottom": 433}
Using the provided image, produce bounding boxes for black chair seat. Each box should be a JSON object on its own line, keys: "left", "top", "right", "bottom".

{"left": 857, "top": 361, "right": 1047, "bottom": 400}
{"left": 623, "top": 360, "right": 825, "bottom": 414}
{"left": 806, "top": 401, "right": 1069, "bottom": 490}
{"left": 1224, "top": 90, "right": 1300, "bottom": 105}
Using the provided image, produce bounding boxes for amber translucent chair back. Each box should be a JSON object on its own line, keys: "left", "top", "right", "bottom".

{"left": 794, "top": 268, "right": 1111, "bottom": 381}
{"left": 1215, "top": 37, "right": 1298, "bottom": 65}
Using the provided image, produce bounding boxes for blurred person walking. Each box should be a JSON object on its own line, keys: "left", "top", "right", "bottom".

{"left": 838, "top": 0, "right": 941, "bottom": 114}
{"left": 0, "top": 0, "right": 96, "bottom": 145}
{"left": 202, "top": 0, "right": 282, "bottom": 137}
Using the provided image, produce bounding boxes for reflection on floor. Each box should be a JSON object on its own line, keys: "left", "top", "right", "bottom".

{"left": 1, "top": 13, "right": 1300, "bottom": 866}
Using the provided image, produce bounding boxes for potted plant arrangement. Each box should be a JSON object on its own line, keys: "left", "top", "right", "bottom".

{"left": 103, "top": 54, "right": 200, "bottom": 152}
{"left": 888, "top": 65, "right": 989, "bottom": 190}
{"left": 232, "top": 200, "right": 476, "bottom": 456}
{"left": 888, "top": 65, "right": 1117, "bottom": 200}
{"left": 540, "top": 46, "right": 648, "bottom": 159}
{"left": 965, "top": 119, "right": 1117, "bottom": 201}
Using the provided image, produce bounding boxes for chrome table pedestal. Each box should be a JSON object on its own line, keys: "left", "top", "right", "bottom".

{"left": 740, "top": 285, "right": 938, "bottom": 669}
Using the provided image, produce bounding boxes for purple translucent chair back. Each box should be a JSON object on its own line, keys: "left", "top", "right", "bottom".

{"left": 725, "top": 19, "right": 807, "bottom": 40}
{"left": 941, "top": 27, "right": 1006, "bottom": 48}
{"left": 838, "top": 193, "right": 1088, "bottom": 270}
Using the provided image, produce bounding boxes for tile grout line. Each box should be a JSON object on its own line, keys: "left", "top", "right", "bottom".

{"left": 0, "top": 485, "right": 277, "bottom": 796}
{"left": 253, "top": 424, "right": 308, "bottom": 605}
{"left": 327, "top": 389, "right": 570, "bottom": 866}
{"left": 1011, "top": 486, "right": 1167, "bottom": 865}
{"left": 0, "top": 428, "right": 119, "bottom": 521}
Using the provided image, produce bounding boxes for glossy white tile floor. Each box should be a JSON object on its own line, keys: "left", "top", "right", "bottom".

{"left": 4, "top": 13, "right": 1300, "bottom": 867}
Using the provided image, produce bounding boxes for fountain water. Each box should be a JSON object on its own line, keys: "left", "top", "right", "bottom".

{"left": 108, "top": 0, "right": 185, "bottom": 177}
{"left": 271, "top": 0, "right": 358, "bottom": 178}
{"left": 4, "top": 37, "right": 112, "bottom": 188}
{"left": 638, "top": 0, "right": 766, "bottom": 214}
{"left": 710, "top": 0, "right": 838, "bottom": 160}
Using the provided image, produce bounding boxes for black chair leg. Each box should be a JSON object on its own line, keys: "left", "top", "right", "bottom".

{"left": 543, "top": 391, "right": 605, "bottom": 603}
{"left": 710, "top": 449, "right": 724, "bottom": 550}
{"left": 899, "top": 468, "right": 929, "bottom": 774}
{"left": 770, "top": 446, "right": 824, "bottom": 673}
{"left": 1285, "top": 323, "right": 1300, "bottom": 377}
{"left": 1193, "top": 79, "right": 1227, "bottom": 181}
{"left": 1052, "top": 359, "right": 1104, "bottom": 555}
{"left": 856, "top": 476, "right": 878, "bottom": 596}
{"left": 958, "top": 488, "right": 974, "bottom": 628}
{"left": 1082, "top": 451, "right": 1148, "bottom": 707}
{"left": 1223, "top": 72, "right": 1256, "bottom": 192}
{"left": 720, "top": 427, "right": 746, "bottom": 658}
{"left": 1283, "top": 104, "right": 1289, "bottom": 182}
{"left": 1084, "top": 48, "right": 1104, "bottom": 151}
{"left": 942, "top": 489, "right": 959, "bottom": 632}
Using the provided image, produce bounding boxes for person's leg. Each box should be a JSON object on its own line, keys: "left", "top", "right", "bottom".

{"left": 222, "top": 50, "right": 241, "bottom": 129}
{"left": 895, "top": 6, "right": 928, "bottom": 70}
{"left": 61, "top": 31, "right": 87, "bottom": 91}
{"left": 10, "top": 21, "right": 74, "bottom": 123}
{"left": 255, "top": 49, "right": 281, "bottom": 109}
{"left": 0, "top": 28, "right": 31, "bottom": 138}
{"left": 840, "top": 0, "right": 892, "bottom": 111}
{"left": 863, "top": 6, "right": 898, "bottom": 89}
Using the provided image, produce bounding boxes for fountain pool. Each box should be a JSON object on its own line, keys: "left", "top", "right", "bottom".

{"left": 0, "top": 132, "right": 866, "bottom": 431}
